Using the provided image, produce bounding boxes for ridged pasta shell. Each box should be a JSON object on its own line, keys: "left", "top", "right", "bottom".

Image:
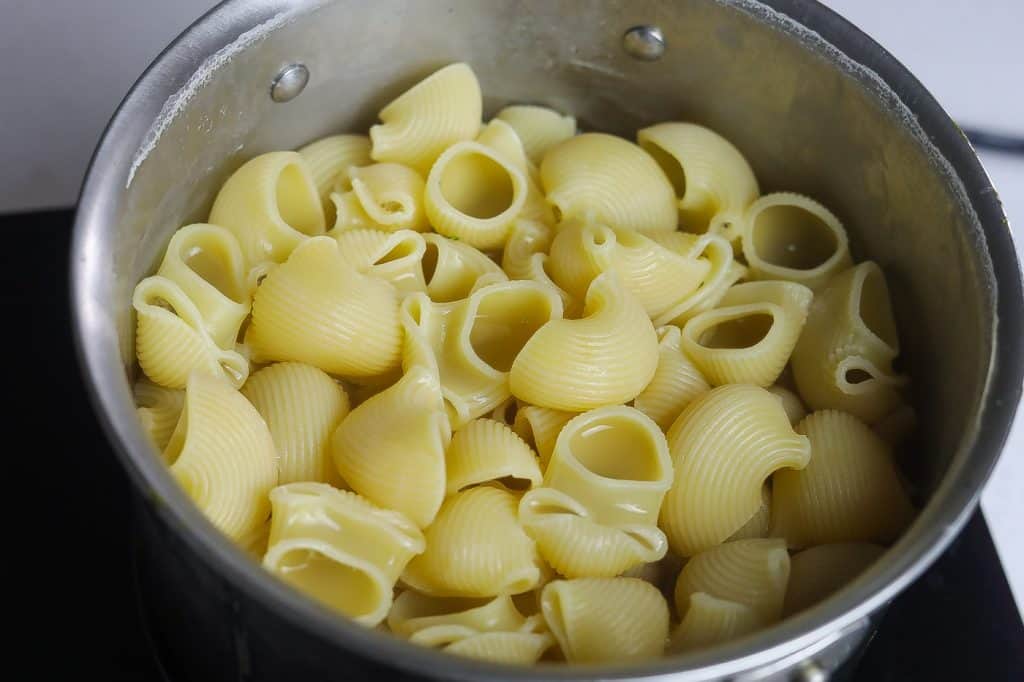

{"left": 540, "top": 133, "right": 677, "bottom": 234}
{"left": 661, "top": 384, "right": 810, "bottom": 556}
{"left": 331, "top": 163, "right": 429, "bottom": 233}
{"left": 766, "top": 385, "right": 807, "bottom": 426}
{"left": 446, "top": 418, "right": 543, "bottom": 494}
{"left": 649, "top": 232, "right": 747, "bottom": 326}
{"left": 421, "top": 232, "right": 508, "bottom": 302}
{"left": 244, "top": 236, "right": 402, "bottom": 378}
{"left": 297, "top": 134, "right": 372, "bottom": 207}
{"left": 264, "top": 482, "right": 425, "bottom": 626}
{"left": 771, "top": 410, "right": 915, "bottom": 547}
{"left": 242, "top": 362, "right": 350, "bottom": 485}
{"left": 134, "top": 380, "right": 185, "bottom": 451}
{"left": 681, "top": 280, "right": 813, "bottom": 387}
{"left": 727, "top": 484, "right": 772, "bottom": 541}
{"left": 502, "top": 219, "right": 554, "bottom": 281}
{"left": 331, "top": 228, "right": 427, "bottom": 294}
{"left": 477, "top": 120, "right": 555, "bottom": 226}
{"left": 165, "top": 371, "right": 278, "bottom": 541}
{"left": 541, "top": 578, "right": 669, "bottom": 663}
{"left": 495, "top": 105, "right": 576, "bottom": 165}
{"left": 668, "top": 593, "right": 761, "bottom": 654}
{"left": 370, "top": 63, "right": 482, "bottom": 175}
{"left": 512, "top": 405, "right": 577, "bottom": 468}
{"left": 510, "top": 272, "right": 659, "bottom": 411}
{"left": 634, "top": 325, "right": 711, "bottom": 430}
{"left": 783, "top": 542, "right": 885, "bottom": 616}
{"left": 402, "top": 486, "right": 543, "bottom": 597}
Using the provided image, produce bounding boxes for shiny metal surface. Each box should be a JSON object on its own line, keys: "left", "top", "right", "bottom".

{"left": 71, "top": 0, "right": 1024, "bottom": 680}
{"left": 622, "top": 25, "right": 667, "bottom": 61}
{"left": 270, "top": 63, "right": 309, "bottom": 102}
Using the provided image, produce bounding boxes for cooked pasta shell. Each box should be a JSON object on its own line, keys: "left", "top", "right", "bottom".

{"left": 477, "top": 119, "right": 555, "bottom": 226}
{"left": 495, "top": 105, "right": 576, "bottom": 164}
{"left": 446, "top": 418, "right": 542, "bottom": 494}
{"left": 502, "top": 219, "right": 553, "bottom": 280}
{"left": 242, "top": 362, "right": 350, "bottom": 485}
{"left": 741, "top": 193, "right": 852, "bottom": 289}
{"left": 331, "top": 364, "right": 449, "bottom": 528}
{"left": 512, "top": 405, "right": 577, "bottom": 469}
{"left": 634, "top": 325, "right": 711, "bottom": 431}
{"left": 403, "top": 486, "right": 543, "bottom": 597}
{"left": 661, "top": 384, "right": 810, "bottom": 556}
{"left": 330, "top": 162, "right": 429, "bottom": 233}
{"left": 425, "top": 141, "right": 529, "bottom": 249}
{"left": 673, "top": 538, "right": 790, "bottom": 623}
{"left": 264, "top": 482, "right": 425, "bottom": 626}
{"left": 244, "top": 236, "right": 402, "bottom": 379}
{"left": 667, "top": 593, "right": 761, "bottom": 654}
{"left": 165, "top": 371, "right": 278, "bottom": 541}
{"left": 443, "top": 629, "right": 553, "bottom": 664}
{"left": 541, "top": 578, "right": 669, "bottom": 663}
{"left": 370, "top": 63, "right": 482, "bottom": 175}
{"left": 637, "top": 122, "right": 759, "bottom": 246}
{"left": 540, "top": 133, "right": 677, "bottom": 234}
{"left": 510, "top": 272, "right": 659, "bottom": 411}
{"left": 421, "top": 232, "right": 508, "bottom": 302}
{"left": 133, "top": 276, "right": 249, "bottom": 389}
{"left": 332, "top": 228, "right": 427, "bottom": 294}
{"left": 134, "top": 379, "right": 185, "bottom": 451}
{"left": 649, "top": 232, "right": 747, "bottom": 326}
{"left": 783, "top": 542, "right": 885, "bottom": 615}
{"left": 681, "top": 280, "right": 813, "bottom": 387}
{"left": 727, "top": 484, "right": 772, "bottom": 541}
{"left": 297, "top": 134, "right": 372, "bottom": 210}
{"left": 155, "top": 223, "right": 250, "bottom": 349}
{"left": 767, "top": 385, "right": 807, "bottom": 425}
{"left": 791, "top": 262, "right": 908, "bottom": 423}
{"left": 771, "top": 410, "right": 915, "bottom": 547}
{"left": 208, "top": 151, "right": 325, "bottom": 267}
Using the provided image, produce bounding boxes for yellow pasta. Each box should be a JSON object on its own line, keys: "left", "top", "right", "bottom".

{"left": 649, "top": 231, "right": 748, "bottom": 326}
{"left": 133, "top": 276, "right": 249, "bottom": 389}
{"left": 155, "top": 223, "right": 250, "bottom": 349}
{"left": 425, "top": 141, "right": 529, "bottom": 249}
{"left": 783, "top": 542, "right": 885, "bottom": 615}
{"left": 668, "top": 593, "right": 761, "bottom": 653}
{"left": 512, "top": 405, "right": 577, "bottom": 469}
{"left": 388, "top": 593, "right": 553, "bottom": 664}
{"left": 264, "top": 482, "right": 425, "bottom": 626}
{"left": 496, "top": 105, "right": 576, "bottom": 164}
{"left": 520, "top": 406, "right": 673, "bottom": 577}
{"left": 502, "top": 219, "right": 553, "bottom": 280}
{"left": 244, "top": 236, "right": 402, "bottom": 379}
{"left": 540, "top": 133, "right": 678, "bottom": 234}
{"left": 242, "top": 362, "right": 349, "bottom": 485}
{"left": 541, "top": 578, "right": 669, "bottom": 663}
{"left": 330, "top": 162, "right": 429, "bottom": 233}
{"left": 208, "top": 151, "right": 325, "bottom": 267}
{"left": 402, "top": 485, "right": 543, "bottom": 597}
{"left": 134, "top": 379, "right": 185, "bottom": 451}
{"left": 477, "top": 119, "right": 554, "bottom": 226}
{"left": 681, "top": 280, "right": 813, "bottom": 387}
{"left": 370, "top": 62, "right": 482, "bottom": 175}
{"left": 741, "top": 193, "right": 852, "bottom": 289}
{"left": 771, "top": 410, "right": 915, "bottom": 547}
{"left": 728, "top": 484, "right": 772, "bottom": 541}
{"left": 510, "top": 272, "right": 659, "bottom": 411}
{"left": 634, "top": 325, "right": 711, "bottom": 431}
{"left": 297, "top": 134, "right": 372, "bottom": 207}
{"left": 767, "top": 385, "right": 807, "bottom": 425}
{"left": 791, "top": 262, "right": 908, "bottom": 423}
{"left": 660, "top": 384, "right": 810, "bottom": 556}
{"left": 420, "top": 232, "right": 508, "bottom": 302}
{"left": 673, "top": 538, "right": 790, "bottom": 623}
{"left": 446, "top": 418, "right": 543, "bottom": 494}
{"left": 637, "top": 122, "right": 759, "bottom": 245}
{"left": 331, "top": 228, "right": 427, "bottom": 294}
{"left": 164, "top": 371, "right": 278, "bottom": 541}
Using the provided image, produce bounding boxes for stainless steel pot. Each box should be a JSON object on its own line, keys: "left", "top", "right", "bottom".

{"left": 71, "top": 1, "right": 1024, "bottom": 680}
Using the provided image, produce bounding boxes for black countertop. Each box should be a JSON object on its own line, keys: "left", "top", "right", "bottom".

{"left": 13, "top": 209, "right": 1022, "bottom": 681}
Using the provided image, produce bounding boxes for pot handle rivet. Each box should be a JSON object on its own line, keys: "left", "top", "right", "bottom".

{"left": 793, "top": 660, "right": 829, "bottom": 682}
{"left": 622, "top": 25, "right": 666, "bottom": 61}
{"left": 270, "top": 64, "right": 309, "bottom": 103}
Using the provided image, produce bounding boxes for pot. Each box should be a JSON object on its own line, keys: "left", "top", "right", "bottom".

{"left": 71, "top": 1, "right": 1024, "bottom": 679}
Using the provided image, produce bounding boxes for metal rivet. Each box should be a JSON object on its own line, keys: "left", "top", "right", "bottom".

{"left": 270, "top": 64, "right": 309, "bottom": 103}
{"left": 622, "top": 25, "right": 666, "bottom": 61}
{"left": 793, "top": 661, "right": 829, "bottom": 682}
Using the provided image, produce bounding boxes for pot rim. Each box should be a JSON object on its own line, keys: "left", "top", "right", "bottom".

{"left": 70, "top": 0, "right": 1024, "bottom": 678}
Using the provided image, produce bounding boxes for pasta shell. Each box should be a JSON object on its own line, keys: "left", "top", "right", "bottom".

{"left": 660, "top": 384, "right": 810, "bottom": 556}
{"left": 297, "top": 134, "right": 372, "bottom": 212}
{"left": 477, "top": 119, "right": 555, "bottom": 226}
{"left": 244, "top": 236, "right": 402, "bottom": 379}
{"left": 649, "top": 232, "right": 747, "bottom": 326}
{"left": 332, "top": 228, "right": 427, "bottom": 294}
{"left": 510, "top": 272, "right": 659, "bottom": 411}
{"left": 165, "top": 371, "right": 278, "bottom": 542}
{"left": 783, "top": 542, "right": 885, "bottom": 616}
{"left": 446, "top": 418, "right": 543, "bottom": 494}
{"left": 512, "top": 405, "right": 577, "bottom": 468}
{"left": 727, "top": 484, "right": 772, "bottom": 541}
{"left": 668, "top": 593, "right": 761, "bottom": 654}
{"left": 634, "top": 325, "right": 711, "bottom": 431}
{"left": 766, "top": 385, "right": 807, "bottom": 426}
{"left": 134, "top": 380, "right": 185, "bottom": 451}
{"left": 495, "top": 105, "right": 576, "bottom": 164}
{"left": 502, "top": 219, "right": 553, "bottom": 281}
{"left": 403, "top": 486, "right": 543, "bottom": 597}
{"left": 330, "top": 163, "right": 429, "bottom": 233}
{"left": 264, "top": 482, "right": 425, "bottom": 626}
{"left": 541, "top": 578, "right": 669, "bottom": 663}
{"left": 421, "top": 232, "right": 508, "bottom": 302}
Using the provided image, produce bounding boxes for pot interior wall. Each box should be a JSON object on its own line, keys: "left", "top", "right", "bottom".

{"left": 116, "top": 0, "right": 991, "bottom": 518}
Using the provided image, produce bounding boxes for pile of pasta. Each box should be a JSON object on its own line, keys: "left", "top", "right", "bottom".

{"left": 132, "top": 63, "right": 917, "bottom": 666}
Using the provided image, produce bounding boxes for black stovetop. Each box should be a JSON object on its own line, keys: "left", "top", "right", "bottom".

{"left": 14, "top": 209, "right": 1022, "bottom": 681}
